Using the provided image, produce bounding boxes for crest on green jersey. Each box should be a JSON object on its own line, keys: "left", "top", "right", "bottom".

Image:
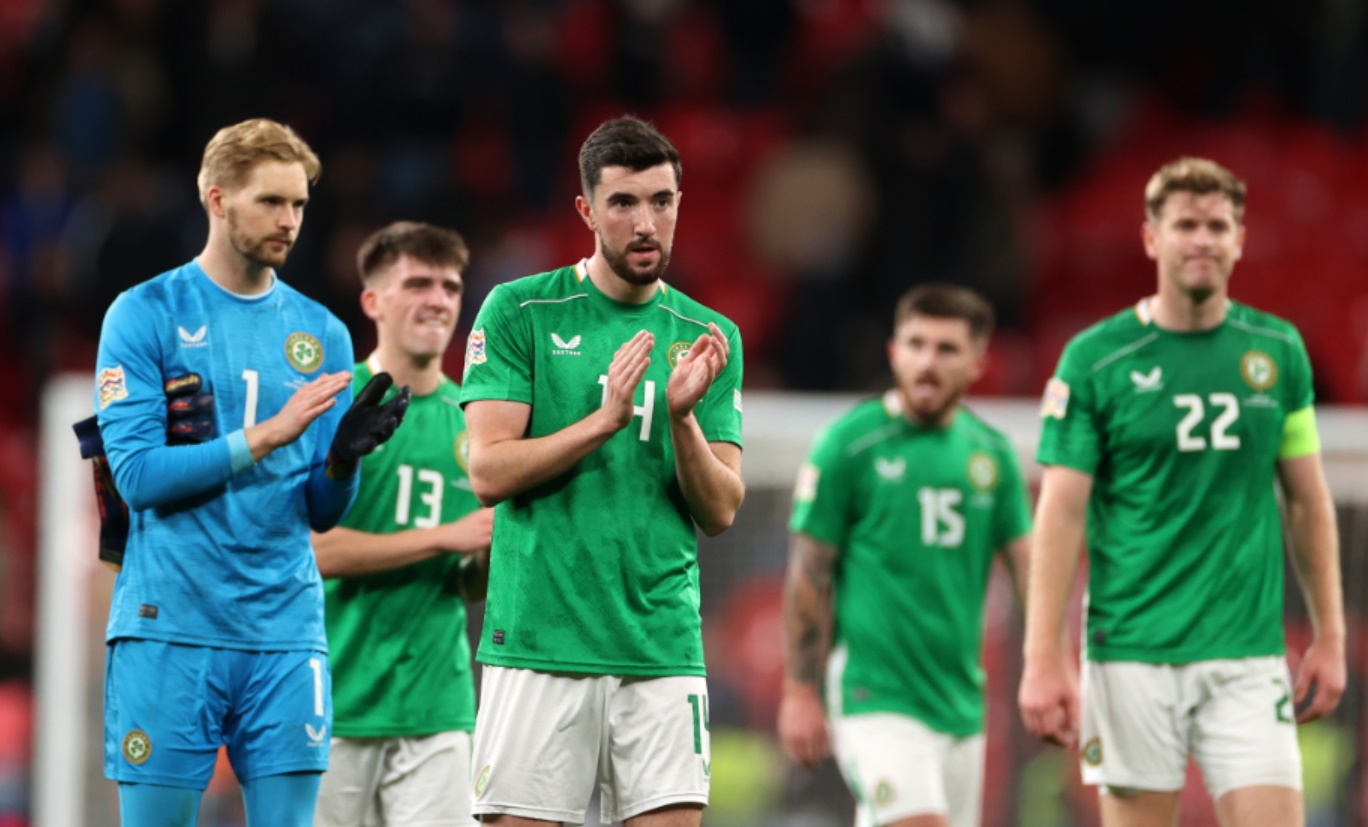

{"left": 968, "top": 452, "right": 999, "bottom": 491}
{"left": 285, "top": 332, "right": 324, "bottom": 372}
{"left": 668, "top": 341, "right": 692, "bottom": 369}
{"left": 122, "top": 729, "right": 152, "bottom": 764}
{"left": 474, "top": 764, "right": 491, "bottom": 796}
{"left": 1082, "top": 737, "right": 1103, "bottom": 766}
{"left": 1240, "top": 349, "right": 1278, "bottom": 392}
{"left": 454, "top": 431, "right": 470, "bottom": 471}
{"left": 874, "top": 780, "right": 895, "bottom": 806}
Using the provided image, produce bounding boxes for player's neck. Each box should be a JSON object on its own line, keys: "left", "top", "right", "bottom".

{"left": 369, "top": 346, "right": 442, "bottom": 396}
{"left": 197, "top": 239, "right": 275, "bottom": 296}
{"left": 1149, "top": 289, "right": 1228, "bottom": 332}
{"left": 585, "top": 253, "right": 659, "bottom": 305}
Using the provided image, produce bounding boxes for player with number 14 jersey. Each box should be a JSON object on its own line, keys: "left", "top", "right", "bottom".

{"left": 462, "top": 258, "right": 742, "bottom": 675}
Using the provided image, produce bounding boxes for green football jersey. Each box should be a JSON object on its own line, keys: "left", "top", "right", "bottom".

{"left": 790, "top": 392, "right": 1032, "bottom": 737}
{"left": 1038, "top": 299, "right": 1315, "bottom": 664}
{"left": 323, "top": 359, "right": 482, "bottom": 737}
{"left": 459, "top": 261, "right": 744, "bottom": 676}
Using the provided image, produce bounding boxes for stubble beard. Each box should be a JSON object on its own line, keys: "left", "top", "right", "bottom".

{"left": 601, "top": 230, "right": 671, "bottom": 286}
{"left": 900, "top": 377, "right": 965, "bottom": 426}
{"left": 227, "top": 206, "right": 291, "bottom": 270}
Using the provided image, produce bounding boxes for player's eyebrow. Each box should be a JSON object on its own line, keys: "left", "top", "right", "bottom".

{"left": 607, "top": 189, "right": 676, "bottom": 202}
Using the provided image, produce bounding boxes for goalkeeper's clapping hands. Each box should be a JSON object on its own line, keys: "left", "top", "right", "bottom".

{"left": 326, "top": 371, "right": 411, "bottom": 479}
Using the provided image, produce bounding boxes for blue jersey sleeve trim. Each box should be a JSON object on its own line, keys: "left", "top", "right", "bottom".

{"left": 226, "top": 429, "right": 254, "bottom": 474}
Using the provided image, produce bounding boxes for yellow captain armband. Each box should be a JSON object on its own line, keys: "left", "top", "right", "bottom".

{"left": 1278, "top": 407, "right": 1321, "bottom": 459}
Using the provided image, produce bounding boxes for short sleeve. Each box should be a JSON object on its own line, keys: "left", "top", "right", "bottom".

{"left": 696, "top": 326, "right": 743, "bottom": 447}
{"left": 1035, "top": 339, "right": 1102, "bottom": 475}
{"left": 788, "top": 424, "right": 853, "bottom": 549}
{"left": 460, "top": 285, "right": 533, "bottom": 406}
{"left": 1285, "top": 328, "right": 1314, "bottom": 412}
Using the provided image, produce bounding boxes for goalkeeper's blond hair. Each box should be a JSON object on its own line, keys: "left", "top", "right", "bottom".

{"left": 1144, "top": 157, "right": 1247, "bottom": 224}
{"left": 196, "top": 119, "right": 321, "bottom": 208}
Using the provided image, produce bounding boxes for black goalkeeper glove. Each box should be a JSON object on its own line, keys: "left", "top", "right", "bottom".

{"left": 326, "top": 371, "right": 410, "bottom": 479}
{"left": 163, "top": 372, "right": 216, "bottom": 444}
{"left": 72, "top": 373, "right": 218, "bottom": 570}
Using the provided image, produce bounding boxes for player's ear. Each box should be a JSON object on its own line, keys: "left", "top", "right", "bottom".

{"left": 575, "top": 194, "right": 595, "bottom": 232}
{"left": 360, "top": 286, "right": 381, "bottom": 321}
{"left": 969, "top": 340, "right": 988, "bottom": 384}
{"left": 205, "top": 186, "right": 226, "bottom": 220}
{"left": 1141, "top": 221, "right": 1158, "bottom": 261}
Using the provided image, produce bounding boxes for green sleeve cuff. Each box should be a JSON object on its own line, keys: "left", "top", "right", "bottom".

{"left": 227, "top": 429, "right": 256, "bottom": 474}
{"left": 1278, "top": 407, "right": 1321, "bottom": 459}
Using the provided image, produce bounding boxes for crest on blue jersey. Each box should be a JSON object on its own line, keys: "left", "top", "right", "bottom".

{"left": 285, "top": 332, "right": 324, "bottom": 372}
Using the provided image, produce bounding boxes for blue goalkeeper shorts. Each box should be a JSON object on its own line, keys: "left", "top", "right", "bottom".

{"left": 104, "top": 638, "right": 332, "bottom": 789}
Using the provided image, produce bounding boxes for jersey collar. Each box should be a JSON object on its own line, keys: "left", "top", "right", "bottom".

{"left": 1136, "top": 295, "right": 1234, "bottom": 326}
{"left": 576, "top": 258, "right": 670, "bottom": 298}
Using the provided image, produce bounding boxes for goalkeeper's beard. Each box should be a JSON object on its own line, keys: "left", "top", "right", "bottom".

{"left": 227, "top": 206, "right": 293, "bottom": 269}
{"left": 601, "top": 231, "right": 671, "bottom": 286}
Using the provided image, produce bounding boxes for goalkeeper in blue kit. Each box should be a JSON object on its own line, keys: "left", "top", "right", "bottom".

{"left": 90, "top": 119, "right": 407, "bottom": 827}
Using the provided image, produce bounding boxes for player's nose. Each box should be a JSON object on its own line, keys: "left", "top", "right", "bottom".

{"left": 632, "top": 207, "right": 656, "bottom": 236}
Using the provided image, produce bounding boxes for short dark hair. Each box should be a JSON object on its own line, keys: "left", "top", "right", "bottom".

{"left": 578, "top": 116, "right": 683, "bottom": 198}
{"left": 356, "top": 221, "right": 470, "bottom": 285}
{"left": 893, "top": 284, "right": 995, "bottom": 342}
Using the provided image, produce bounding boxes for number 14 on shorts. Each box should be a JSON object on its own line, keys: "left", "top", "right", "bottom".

{"left": 687, "top": 694, "right": 709, "bottom": 755}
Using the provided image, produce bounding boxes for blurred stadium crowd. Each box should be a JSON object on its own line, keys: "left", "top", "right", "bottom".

{"left": 2, "top": 0, "right": 1368, "bottom": 824}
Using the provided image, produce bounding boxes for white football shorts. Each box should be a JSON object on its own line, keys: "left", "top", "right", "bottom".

{"left": 470, "top": 666, "right": 710, "bottom": 825}
{"left": 315, "top": 730, "right": 475, "bottom": 827}
{"left": 829, "top": 711, "right": 985, "bottom": 827}
{"left": 1080, "top": 656, "right": 1302, "bottom": 800}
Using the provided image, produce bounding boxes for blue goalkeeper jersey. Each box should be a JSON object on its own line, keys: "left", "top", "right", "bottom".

{"left": 94, "top": 259, "right": 358, "bottom": 652}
